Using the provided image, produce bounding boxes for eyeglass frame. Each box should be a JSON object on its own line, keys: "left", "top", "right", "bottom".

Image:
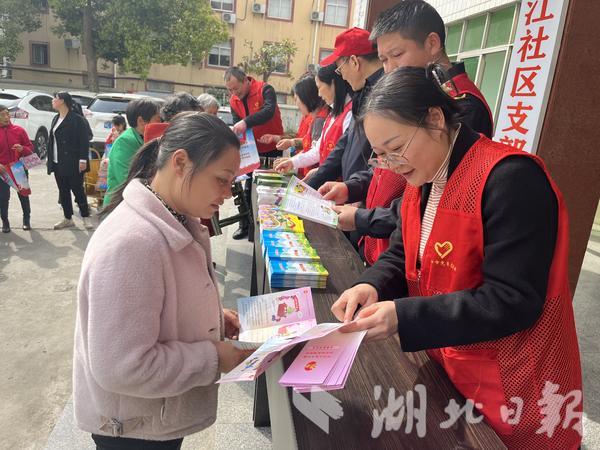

{"left": 334, "top": 57, "right": 350, "bottom": 75}
{"left": 368, "top": 115, "right": 426, "bottom": 169}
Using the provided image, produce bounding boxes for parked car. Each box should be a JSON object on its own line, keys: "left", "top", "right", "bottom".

{"left": 84, "top": 93, "right": 164, "bottom": 150}
{"left": 217, "top": 106, "right": 233, "bottom": 126}
{"left": 70, "top": 91, "right": 98, "bottom": 109}
{"left": 0, "top": 89, "right": 55, "bottom": 159}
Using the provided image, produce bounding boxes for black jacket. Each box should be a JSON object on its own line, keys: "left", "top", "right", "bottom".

{"left": 347, "top": 62, "right": 494, "bottom": 239}
{"left": 356, "top": 124, "right": 558, "bottom": 352}
{"left": 306, "top": 68, "right": 385, "bottom": 189}
{"left": 47, "top": 111, "right": 90, "bottom": 177}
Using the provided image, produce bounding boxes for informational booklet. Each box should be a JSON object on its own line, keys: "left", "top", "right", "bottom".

{"left": 237, "top": 287, "right": 317, "bottom": 344}
{"left": 258, "top": 207, "right": 305, "bottom": 233}
{"left": 260, "top": 230, "right": 310, "bottom": 243}
{"left": 217, "top": 323, "right": 344, "bottom": 384}
{"left": 279, "top": 328, "right": 367, "bottom": 392}
{"left": 280, "top": 194, "right": 338, "bottom": 229}
{"left": 264, "top": 245, "right": 321, "bottom": 262}
{"left": 286, "top": 176, "right": 329, "bottom": 201}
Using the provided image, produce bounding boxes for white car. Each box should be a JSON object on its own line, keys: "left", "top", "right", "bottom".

{"left": 70, "top": 90, "right": 98, "bottom": 109}
{"left": 0, "top": 89, "right": 55, "bottom": 159}
{"left": 84, "top": 93, "right": 164, "bottom": 149}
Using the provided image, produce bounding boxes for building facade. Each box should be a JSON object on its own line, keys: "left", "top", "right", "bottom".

{"left": 2, "top": 0, "right": 357, "bottom": 104}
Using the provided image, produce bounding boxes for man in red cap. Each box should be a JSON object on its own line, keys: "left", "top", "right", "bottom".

{"left": 306, "top": 28, "right": 383, "bottom": 194}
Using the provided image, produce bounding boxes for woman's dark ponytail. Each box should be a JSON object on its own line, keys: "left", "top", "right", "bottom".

{"left": 100, "top": 139, "right": 160, "bottom": 218}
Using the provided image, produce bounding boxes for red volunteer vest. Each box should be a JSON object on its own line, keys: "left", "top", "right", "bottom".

{"left": 361, "top": 168, "right": 407, "bottom": 265}
{"left": 319, "top": 101, "right": 353, "bottom": 165}
{"left": 229, "top": 78, "right": 284, "bottom": 154}
{"left": 297, "top": 107, "right": 329, "bottom": 178}
{"left": 402, "top": 136, "right": 582, "bottom": 449}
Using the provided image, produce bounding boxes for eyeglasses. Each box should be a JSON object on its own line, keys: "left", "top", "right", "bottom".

{"left": 368, "top": 117, "right": 424, "bottom": 169}
{"left": 335, "top": 58, "right": 350, "bottom": 75}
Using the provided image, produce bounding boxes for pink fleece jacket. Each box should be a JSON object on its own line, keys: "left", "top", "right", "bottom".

{"left": 73, "top": 178, "right": 224, "bottom": 440}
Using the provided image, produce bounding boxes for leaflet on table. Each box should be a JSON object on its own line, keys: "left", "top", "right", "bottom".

{"left": 237, "top": 287, "right": 317, "bottom": 344}
{"left": 258, "top": 208, "right": 305, "bottom": 233}
{"left": 260, "top": 230, "right": 310, "bottom": 243}
{"left": 280, "top": 194, "right": 338, "bottom": 229}
{"left": 268, "top": 260, "right": 329, "bottom": 278}
{"left": 286, "top": 176, "right": 328, "bottom": 201}
{"left": 279, "top": 329, "right": 367, "bottom": 392}
{"left": 217, "top": 323, "right": 344, "bottom": 383}
{"left": 264, "top": 245, "right": 320, "bottom": 262}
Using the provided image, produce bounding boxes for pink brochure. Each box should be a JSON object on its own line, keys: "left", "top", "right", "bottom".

{"left": 217, "top": 323, "right": 344, "bottom": 384}
{"left": 279, "top": 330, "right": 366, "bottom": 388}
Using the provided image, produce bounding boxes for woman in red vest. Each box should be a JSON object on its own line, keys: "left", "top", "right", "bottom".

{"left": 333, "top": 66, "right": 583, "bottom": 449}
{"left": 261, "top": 76, "right": 328, "bottom": 178}
{"left": 274, "top": 64, "right": 352, "bottom": 178}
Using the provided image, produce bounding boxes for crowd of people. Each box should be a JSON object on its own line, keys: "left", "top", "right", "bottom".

{"left": 0, "top": 1, "right": 583, "bottom": 449}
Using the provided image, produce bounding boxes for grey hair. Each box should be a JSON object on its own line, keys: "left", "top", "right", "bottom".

{"left": 224, "top": 66, "right": 246, "bottom": 82}
{"left": 370, "top": 0, "right": 446, "bottom": 47}
{"left": 197, "top": 93, "right": 220, "bottom": 111}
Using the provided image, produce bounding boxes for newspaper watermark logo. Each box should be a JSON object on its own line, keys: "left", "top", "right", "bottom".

{"left": 292, "top": 389, "right": 344, "bottom": 434}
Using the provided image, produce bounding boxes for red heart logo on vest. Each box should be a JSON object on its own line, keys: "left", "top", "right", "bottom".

{"left": 434, "top": 241, "right": 453, "bottom": 259}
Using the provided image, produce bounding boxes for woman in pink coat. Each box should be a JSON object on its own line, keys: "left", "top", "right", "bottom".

{"left": 74, "top": 112, "right": 251, "bottom": 449}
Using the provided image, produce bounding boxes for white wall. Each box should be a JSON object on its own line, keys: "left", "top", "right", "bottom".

{"left": 426, "top": 0, "right": 517, "bottom": 23}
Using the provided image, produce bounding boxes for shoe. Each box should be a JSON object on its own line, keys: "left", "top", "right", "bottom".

{"left": 53, "top": 218, "right": 75, "bottom": 230}
{"left": 22, "top": 216, "right": 31, "bottom": 231}
{"left": 82, "top": 217, "right": 94, "bottom": 230}
{"left": 232, "top": 225, "right": 249, "bottom": 240}
{"left": 1, "top": 219, "right": 10, "bottom": 233}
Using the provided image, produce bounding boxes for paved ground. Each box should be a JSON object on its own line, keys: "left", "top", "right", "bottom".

{"left": 1, "top": 166, "right": 599, "bottom": 449}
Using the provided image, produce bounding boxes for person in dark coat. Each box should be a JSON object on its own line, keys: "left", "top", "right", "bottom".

{"left": 48, "top": 91, "right": 93, "bottom": 230}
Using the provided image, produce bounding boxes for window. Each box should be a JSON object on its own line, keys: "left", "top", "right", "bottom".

{"left": 211, "top": 0, "right": 234, "bottom": 12}
{"left": 324, "top": 0, "right": 349, "bottom": 27}
{"left": 31, "top": 43, "right": 49, "bottom": 66}
{"left": 147, "top": 80, "right": 174, "bottom": 93}
{"left": 445, "top": 4, "right": 519, "bottom": 122}
{"left": 208, "top": 41, "right": 232, "bottom": 68}
{"left": 29, "top": 95, "right": 53, "bottom": 112}
{"left": 267, "top": 0, "right": 292, "bottom": 21}
{"left": 319, "top": 48, "right": 334, "bottom": 64}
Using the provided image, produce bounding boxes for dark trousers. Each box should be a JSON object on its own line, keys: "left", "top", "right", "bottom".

{"left": 54, "top": 172, "right": 89, "bottom": 219}
{"left": 0, "top": 177, "right": 30, "bottom": 221}
{"left": 92, "top": 434, "right": 183, "bottom": 450}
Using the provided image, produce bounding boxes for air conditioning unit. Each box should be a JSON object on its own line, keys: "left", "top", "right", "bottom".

{"left": 310, "top": 11, "right": 324, "bottom": 22}
{"left": 222, "top": 12, "right": 236, "bottom": 24}
{"left": 252, "top": 3, "right": 266, "bottom": 14}
{"left": 64, "top": 38, "right": 81, "bottom": 49}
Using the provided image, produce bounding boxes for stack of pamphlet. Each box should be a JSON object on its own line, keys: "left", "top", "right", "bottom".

{"left": 254, "top": 170, "right": 290, "bottom": 188}
{"left": 267, "top": 259, "right": 329, "bottom": 289}
{"left": 258, "top": 205, "right": 305, "bottom": 234}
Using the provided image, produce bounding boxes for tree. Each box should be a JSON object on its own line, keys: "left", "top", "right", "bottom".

{"left": 241, "top": 39, "right": 298, "bottom": 82}
{"left": 0, "top": 1, "right": 43, "bottom": 62}
{"left": 48, "top": 0, "right": 229, "bottom": 91}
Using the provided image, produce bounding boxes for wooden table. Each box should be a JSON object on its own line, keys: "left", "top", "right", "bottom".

{"left": 250, "top": 188, "right": 506, "bottom": 450}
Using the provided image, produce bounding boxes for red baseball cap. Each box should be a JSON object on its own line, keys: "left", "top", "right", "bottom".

{"left": 320, "top": 27, "right": 376, "bottom": 66}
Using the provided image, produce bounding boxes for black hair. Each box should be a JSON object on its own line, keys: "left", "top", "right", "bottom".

{"left": 224, "top": 66, "right": 247, "bottom": 82}
{"left": 161, "top": 92, "right": 201, "bottom": 122}
{"left": 316, "top": 64, "right": 352, "bottom": 116}
{"left": 112, "top": 115, "right": 127, "bottom": 128}
{"left": 360, "top": 64, "right": 459, "bottom": 130}
{"left": 358, "top": 52, "right": 380, "bottom": 62}
{"left": 293, "top": 76, "right": 326, "bottom": 113}
{"left": 102, "top": 112, "right": 240, "bottom": 217}
{"left": 0, "top": 104, "right": 8, "bottom": 112}
{"left": 370, "top": 0, "right": 446, "bottom": 49}
{"left": 126, "top": 97, "right": 161, "bottom": 128}
{"left": 53, "top": 91, "right": 75, "bottom": 110}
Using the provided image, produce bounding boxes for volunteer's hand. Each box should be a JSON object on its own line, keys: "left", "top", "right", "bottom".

{"left": 12, "top": 144, "right": 23, "bottom": 153}
{"left": 318, "top": 181, "right": 349, "bottom": 204}
{"left": 215, "top": 342, "right": 254, "bottom": 373}
{"left": 79, "top": 161, "right": 87, "bottom": 172}
{"left": 331, "top": 283, "right": 379, "bottom": 323}
{"left": 232, "top": 120, "right": 247, "bottom": 136}
{"left": 258, "top": 134, "right": 281, "bottom": 144}
{"left": 332, "top": 204, "right": 357, "bottom": 231}
{"left": 339, "top": 301, "right": 398, "bottom": 342}
{"left": 223, "top": 308, "right": 240, "bottom": 340}
{"left": 273, "top": 158, "right": 293, "bottom": 173}
{"left": 301, "top": 167, "right": 318, "bottom": 182}
{"left": 276, "top": 138, "right": 296, "bottom": 151}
